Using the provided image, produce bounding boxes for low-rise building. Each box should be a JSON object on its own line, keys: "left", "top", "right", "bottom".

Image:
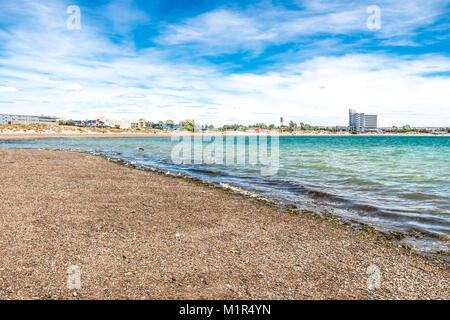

{"left": 0, "top": 113, "right": 59, "bottom": 124}
{"left": 131, "top": 118, "right": 146, "bottom": 129}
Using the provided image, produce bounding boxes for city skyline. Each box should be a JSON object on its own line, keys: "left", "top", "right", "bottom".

{"left": 0, "top": 0, "right": 449, "bottom": 126}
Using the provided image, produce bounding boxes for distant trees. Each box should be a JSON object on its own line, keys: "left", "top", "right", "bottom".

{"left": 222, "top": 124, "right": 247, "bottom": 131}
{"left": 179, "top": 119, "right": 196, "bottom": 132}
{"left": 302, "top": 123, "right": 311, "bottom": 130}
{"left": 252, "top": 123, "right": 268, "bottom": 129}
{"left": 58, "top": 120, "right": 75, "bottom": 126}
{"left": 402, "top": 125, "right": 412, "bottom": 132}
{"left": 289, "top": 121, "right": 297, "bottom": 129}
{"left": 212, "top": 121, "right": 323, "bottom": 131}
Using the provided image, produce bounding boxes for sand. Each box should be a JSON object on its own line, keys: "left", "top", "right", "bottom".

{"left": 0, "top": 149, "right": 448, "bottom": 299}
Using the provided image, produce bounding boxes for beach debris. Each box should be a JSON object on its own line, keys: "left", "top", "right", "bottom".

{"left": 203, "top": 281, "right": 209, "bottom": 285}
{"left": 229, "top": 249, "right": 239, "bottom": 254}
{"left": 124, "top": 272, "right": 132, "bottom": 276}
{"left": 171, "top": 277, "right": 176, "bottom": 282}
{"left": 138, "top": 282, "right": 144, "bottom": 288}
{"left": 137, "top": 147, "right": 144, "bottom": 151}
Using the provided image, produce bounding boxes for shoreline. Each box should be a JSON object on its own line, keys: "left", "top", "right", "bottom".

{"left": 0, "top": 131, "right": 448, "bottom": 141}
{"left": 97, "top": 151, "right": 450, "bottom": 261}
{"left": 0, "top": 148, "right": 448, "bottom": 299}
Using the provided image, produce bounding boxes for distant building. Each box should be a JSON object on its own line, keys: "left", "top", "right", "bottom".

{"left": 84, "top": 117, "right": 146, "bottom": 129}
{"left": 131, "top": 118, "right": 146, "bottom": 129}
{"left": 0, "top": 113, "right": 59, "bottom": 125}
{"left": 349, "top": 109, "right": 377, "bottom": 132}
{"left": 109, "top": 119, "right": 133, "bottom": 129}
{"left": 150, "top": 123, "right": 181, "bottom": 130}
{"left": 77, "top": 119, "right": 108, "bottom": 128}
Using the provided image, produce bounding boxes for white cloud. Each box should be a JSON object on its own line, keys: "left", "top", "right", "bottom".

{"left": 0, "top": 86, "right": 18, "bottom": 93}
{"left": 60, "top": 83, "right": 84, "bottom": 91}
{"left": 158, "top": 0, "right": 448, "bottom": 54}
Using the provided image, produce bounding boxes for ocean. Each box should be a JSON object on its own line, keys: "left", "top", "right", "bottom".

{"left": 2, "top": 135, "right": 449, "bottom": 254}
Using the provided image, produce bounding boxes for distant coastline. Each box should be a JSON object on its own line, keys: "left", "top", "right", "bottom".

{"left": 0, "top": 124, "right": 448, "bottom": 141}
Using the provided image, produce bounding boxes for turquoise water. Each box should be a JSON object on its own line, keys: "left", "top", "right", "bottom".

{"left": 1, "top": 136, "right": 449, "bottom": 253}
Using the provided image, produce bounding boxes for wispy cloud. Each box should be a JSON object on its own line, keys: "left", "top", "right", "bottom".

{"left": 157, "top": 0, "right": 449, "bottom": 54}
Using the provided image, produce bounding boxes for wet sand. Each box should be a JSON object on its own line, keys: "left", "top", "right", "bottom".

{"left": 0, "top": 149, "right": 448, "bottom": 299}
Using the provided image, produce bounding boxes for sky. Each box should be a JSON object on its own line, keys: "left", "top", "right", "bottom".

{"left": 0, "top": 0, "right": 449, "bottom": 127}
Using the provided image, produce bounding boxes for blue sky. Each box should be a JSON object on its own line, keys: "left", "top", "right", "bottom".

{"left": 0, "top": 0, "right": 449, "bottom": 126}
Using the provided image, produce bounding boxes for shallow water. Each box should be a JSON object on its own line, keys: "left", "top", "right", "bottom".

{"left": 2, "top": 136, "right": 449, "bottom": 253}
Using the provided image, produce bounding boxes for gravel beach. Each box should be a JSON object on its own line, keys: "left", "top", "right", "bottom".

{"left": 0, "top": 149, "right": 448, "bottom": 299}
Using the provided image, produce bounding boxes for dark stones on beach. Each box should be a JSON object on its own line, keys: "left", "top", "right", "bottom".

{"left": 1, "top": 149, "right": 448, "bottom": 300}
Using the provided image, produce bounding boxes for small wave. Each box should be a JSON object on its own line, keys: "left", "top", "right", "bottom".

{"left": 219, "top": 183, "right": 273, "bottom": 203}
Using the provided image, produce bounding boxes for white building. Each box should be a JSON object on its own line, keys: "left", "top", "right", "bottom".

{"left": 0, "top": 113, "right": 59, "bottom": 124}
{"left": 95, "top": 117, "right": 146, "bottom": 129}
{"left": 349, "top": 109, "right": 377, "bottom": 132}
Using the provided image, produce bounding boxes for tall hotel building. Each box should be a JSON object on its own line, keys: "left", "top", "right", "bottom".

{"left": 349, "top": 109, "right": 377, "bottom": 132}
